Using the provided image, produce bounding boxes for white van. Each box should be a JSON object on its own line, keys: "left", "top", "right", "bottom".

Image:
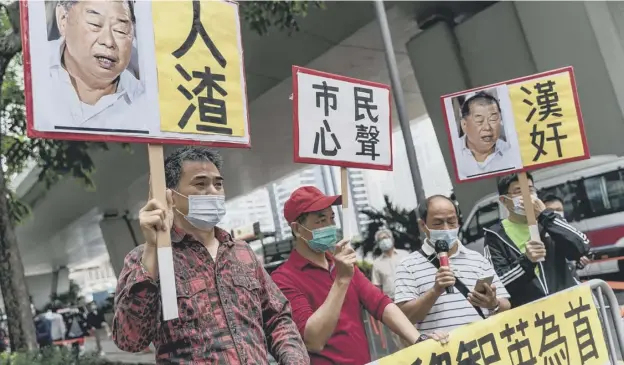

{"left": 459, "top": 155, "right": 624, "bottom": 275}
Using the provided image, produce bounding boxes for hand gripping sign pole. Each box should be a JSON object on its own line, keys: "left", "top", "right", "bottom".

{"left": 147, "top": 145, "right": 178, "bottom": 321}
{"left": 374, "top": 0, "right": 426, "bottom": 219}
{"left": 517, "top": 172, "right": 544, "bottom": 262}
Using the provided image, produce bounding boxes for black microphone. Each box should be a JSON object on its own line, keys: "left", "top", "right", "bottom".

{"left": 434, "top": 240, "right": 454, "bottom": 294}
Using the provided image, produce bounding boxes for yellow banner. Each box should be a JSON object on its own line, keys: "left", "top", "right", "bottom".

{"left": 508, "top": 70, "right": 586, "bottom": 168}
{"left": 153, "top": 0, "right": 246, "bottom": 137}
{"left": 371, "top": 285, "right": 609, "bottom": 365}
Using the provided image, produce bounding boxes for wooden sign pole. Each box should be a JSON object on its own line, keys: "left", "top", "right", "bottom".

{"left": 518, "top": 172, "right": 544, "bottom": 261}
{"left": 147, "top": 144, "right": 179, "bottom": 321}
{"left": 340, "top": 167, "right": 350, "bottom": 240}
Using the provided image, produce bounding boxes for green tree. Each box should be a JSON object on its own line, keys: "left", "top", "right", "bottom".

{"left": 49, "top": 280, "right": 83, "bottom": 308}
{"left": 0, "top": 0, "right": 323, "bottom": 350}
{"left": 355, "top": 195, "right": 422, "bottom": 258}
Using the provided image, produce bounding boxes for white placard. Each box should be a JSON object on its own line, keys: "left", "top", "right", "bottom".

{"left": 293, "top": 66, "right": 393, "bottom": 171}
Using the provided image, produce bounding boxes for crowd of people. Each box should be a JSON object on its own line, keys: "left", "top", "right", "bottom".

{"left": 111, "top": 146, "right": 591, "bottom": 365}
{"left": 32, "top": 302, "right": 110, "bottom": 356}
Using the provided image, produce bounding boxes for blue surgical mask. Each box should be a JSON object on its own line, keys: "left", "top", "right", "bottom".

{"left": 300, "top": 225, "right": 339, "bottom": 252}
{"left": 427, "top": 226, "right": 459, "bottom": 249}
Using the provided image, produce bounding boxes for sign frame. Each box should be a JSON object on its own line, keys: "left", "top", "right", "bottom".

{"left": 20, "top": 0, "right": 252, "bottom": 149}
{"left": 292, "top": 65, "right": 394, "bottom": 171}
{"left": 440, "top": 66, "right": 589, "bottom": 183}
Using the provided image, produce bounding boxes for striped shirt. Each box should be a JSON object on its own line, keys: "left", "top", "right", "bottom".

{"left": 394, "top": 240, "right": 510, "bottom": 333}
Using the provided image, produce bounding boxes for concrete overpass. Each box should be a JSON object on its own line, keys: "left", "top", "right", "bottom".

{"left": 10, "top": 1, "right": 624, "bottom": 309}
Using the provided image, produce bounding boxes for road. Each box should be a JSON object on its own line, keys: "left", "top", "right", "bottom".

{"left": 85, "top": 337, "right": 277, "bottom": 364}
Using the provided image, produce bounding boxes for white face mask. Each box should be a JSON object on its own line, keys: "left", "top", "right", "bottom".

{"left": 427, "top": 227, "right": 459, "bottom": 249}
{"left": 175, "top": 192, "right": 226, "bottom": 231}
{"left": 506, "top": 194, "right": 537, "bottom": 216}
{"left": 378, "top": 238, "right": 394, "bottom": 252}
{"left": 554, "top": 210, "right": 565, "bottom": 219}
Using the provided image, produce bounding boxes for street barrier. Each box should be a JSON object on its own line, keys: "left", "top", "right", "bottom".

{"left": 367, "top": 280, "right": 622, "bottom": 365}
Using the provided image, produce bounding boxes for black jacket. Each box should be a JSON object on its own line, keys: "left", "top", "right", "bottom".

{"left": 483, "top": 209, "right": 590, "bottom": 308}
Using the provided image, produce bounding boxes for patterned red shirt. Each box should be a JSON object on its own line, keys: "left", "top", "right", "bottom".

{"left": 112, "top": 227, "right": 309, "bottom": 365}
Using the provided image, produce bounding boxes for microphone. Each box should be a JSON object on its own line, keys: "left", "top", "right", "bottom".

{"left": 434, "top": 240, "right": 454, "bottom": 294}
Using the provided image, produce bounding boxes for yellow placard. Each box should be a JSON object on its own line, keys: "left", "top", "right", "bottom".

{"left": 508, "top": 71, "right": 585, "bottom": 168}
{"left": 371, "top": 285, "right": 609, "bottom": 365}
{"left": 153, "top": 0, "right": 246, "bottom": 137}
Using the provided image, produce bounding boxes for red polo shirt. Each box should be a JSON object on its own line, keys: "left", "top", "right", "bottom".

{"left": 271, "top": 249, "right": 393, "bottom": 365}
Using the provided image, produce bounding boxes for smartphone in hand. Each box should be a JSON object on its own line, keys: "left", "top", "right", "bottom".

{"left": 474, "top": 275, "right": 494, "bottom": 293}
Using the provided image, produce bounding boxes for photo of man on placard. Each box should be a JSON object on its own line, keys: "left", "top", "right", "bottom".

{"left": 42, "top": 0, "right": 146, "bottom": 133}
{"left": 445, "top": 87, "right": 522, "bottom": 180}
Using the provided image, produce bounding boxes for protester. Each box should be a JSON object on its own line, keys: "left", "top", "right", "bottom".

{"left": 484, "top": 173, "right": 590, "bottom": 308}
{"left": 371, "top": 228, "right": 409, "bottom": 299}
{"left": 371, "top": 227, "right": 410, "bottom": 350}
{"left": 271, "top": 186, "right": 448, "bottom": 365}
{"left": 113, "top": 146, "right": 309, "bottom": 364}
{"left": 44, "top": 305, "right": 66, "bottom": 343}
{"left": 541, "top": 194, "right": 591, "bottom": 277}
{"left": 86, "top": 302, "right": 110, "bottom": 356}
{"left": 394, "top": 195, "right": 511, "bottom": 335}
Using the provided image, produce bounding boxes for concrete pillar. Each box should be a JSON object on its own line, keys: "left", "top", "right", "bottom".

{"left": 99, "top": 216, "right": 141, "bottom": 277}
{"left": 406, "top": 1, "right": 624, "bottom": 211}
{"left": 25, "top": 268, "right": 69, "bottom": 310}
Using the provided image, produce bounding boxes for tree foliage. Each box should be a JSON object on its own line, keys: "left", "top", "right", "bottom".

{"left": 48, "top": 280, "right": 83, "bottom": 308}
{"left": 240, "top": 1, "right": 324, "bottom": 35}
{"left": 354, "top": 195, "right": 422, "bottom": 258}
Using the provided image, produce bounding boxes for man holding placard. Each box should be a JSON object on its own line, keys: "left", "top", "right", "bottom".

{"left": 484, "top": 173, "right": 590, "bottom": 308}
{"left": 113, "top": 147, "right": 309, "bottom": 364}
{"left": 272, "top": 186, "right": 448, "bottom": 365}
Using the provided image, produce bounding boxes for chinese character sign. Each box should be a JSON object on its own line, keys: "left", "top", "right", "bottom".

{"left": 293, "top": 66, "right": 393, "bottom": 171}
{"left": 367, "top": 285, "right": 609, "bottom": 365}
{"left": 21, "top": 0, "right": 250, "bottom": 147}
{"left": 441, "top": 67, "right": 587, "bottom": 182}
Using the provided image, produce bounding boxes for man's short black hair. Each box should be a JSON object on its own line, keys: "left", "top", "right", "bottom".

{"left": 497, "top": 172, "right": 534, "bottom": 196}
{"left": 541, "top": 193, "right": 563, "bottom": 205}
{"left": 460, "top": 91, "right": 502, "bottom": 119}
{"left": 164, "top": 146, "right": 223, "bottom": 189}
{"left": 417, "top": 195, "right": 459, "bottom": 222}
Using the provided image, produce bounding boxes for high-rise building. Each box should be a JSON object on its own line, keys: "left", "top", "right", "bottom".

{"left": 365, "top": 117, "right": 453, "bottom": 212}
{"left": 220, "top": 188, "right": 275, "bottom": 234}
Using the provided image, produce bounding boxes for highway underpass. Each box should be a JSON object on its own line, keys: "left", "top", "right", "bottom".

{"left": 8, "top": 1, "right": 624, "bottom": 309}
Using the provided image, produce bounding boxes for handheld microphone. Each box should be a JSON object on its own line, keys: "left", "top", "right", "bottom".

{"left": 434, "top": 240, "right": 454, "bottom": 294}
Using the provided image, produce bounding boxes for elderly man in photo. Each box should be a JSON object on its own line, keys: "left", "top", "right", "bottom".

{"left": 457, "top": 91, "right": 518, "bottom": 178}
{"left": 50, "top": 0, "right": 143, "bottom": 131}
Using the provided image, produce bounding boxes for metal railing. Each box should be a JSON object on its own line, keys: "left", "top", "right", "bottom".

{"left": 588, "top": 279, "right": 624, "bottom": 363}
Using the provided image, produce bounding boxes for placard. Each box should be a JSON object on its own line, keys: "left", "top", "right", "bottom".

{"left": 441, "top": 67, "right": 588, "bottom": 182}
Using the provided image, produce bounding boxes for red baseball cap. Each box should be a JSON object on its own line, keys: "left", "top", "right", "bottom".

{"left": 284, "top": 186, "right": 342, "bottom": 223}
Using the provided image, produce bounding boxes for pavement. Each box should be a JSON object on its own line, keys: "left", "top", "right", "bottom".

{"left": 84, "top": 337, "right": 155, "bottom": 364}
{"left": 84, "top": 337, "right": 277, "bottom": 364}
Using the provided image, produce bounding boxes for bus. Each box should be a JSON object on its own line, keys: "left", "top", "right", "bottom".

{"left": 459, "top": 155, "right": 624, "bottom": 277}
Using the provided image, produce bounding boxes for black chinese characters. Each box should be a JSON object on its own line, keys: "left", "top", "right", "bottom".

{"left": 521, "top": 80, "right": 568, "bottom": 162}
{"left": 310, "top": 80, "right": 382, "bottom": 162}
{"left": 174, "top": 1, "right": 231, "bottom": 135}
